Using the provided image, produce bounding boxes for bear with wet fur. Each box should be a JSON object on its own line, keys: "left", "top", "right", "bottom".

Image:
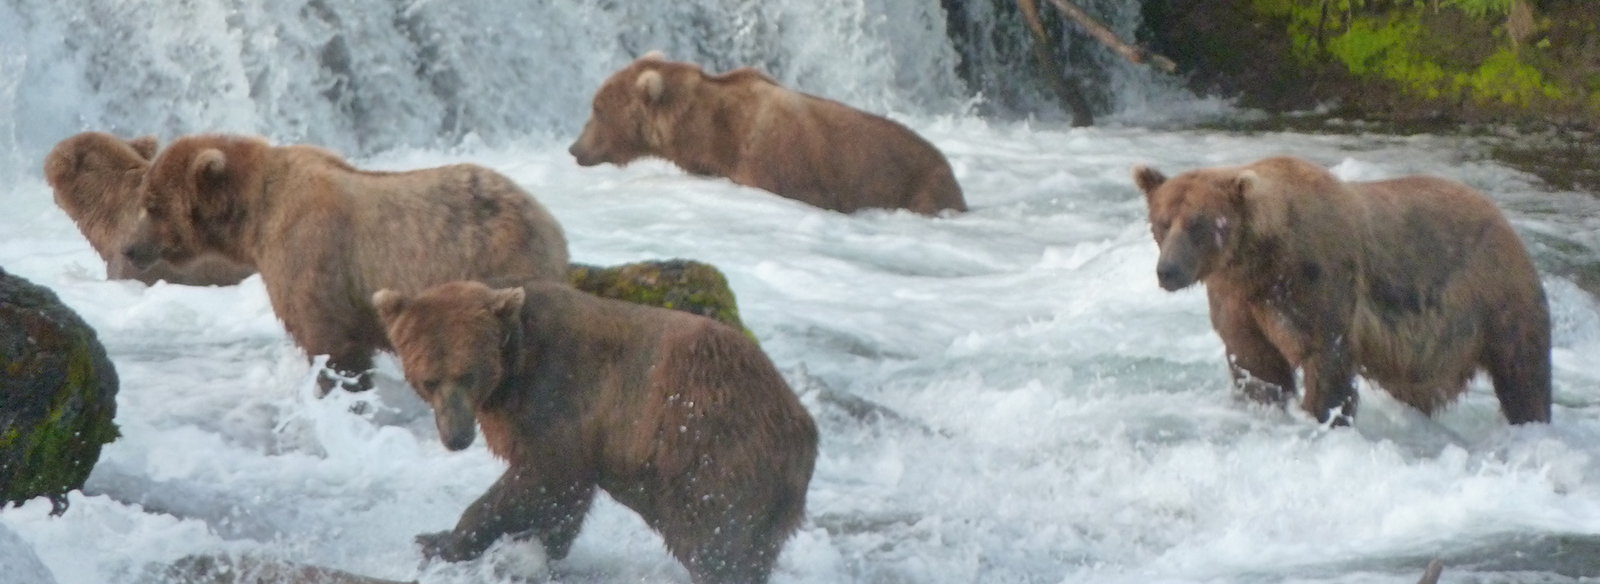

{"left": 126, "top": 133, "right": 569, "bottom": 392}
{"left": 569, "top": 53, "right": 966, "bottom": 216}
{"left": 373, "top": 280, "right": 817, "bottom": 584}
{"left": 1133, "top": 155, "right": 1549, "bottom": 425}
{"left": 44, "top": 132, "right": 255, "bottom": 286}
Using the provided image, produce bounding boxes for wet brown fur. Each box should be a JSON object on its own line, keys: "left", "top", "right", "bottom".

{"left": 1134, "top": 156, "right": 1550, "bottom": 425}
{"left": 373, "top": 280, "right": 817, "bottom": 584}
{"left": 569, "top": 54, "right": 967, "bottom": 216}
{"left": 127, "top": 133, "right": 569, "bottom": 391}
{"left": 43, "top": 132, "right": 255, "bottom": 286}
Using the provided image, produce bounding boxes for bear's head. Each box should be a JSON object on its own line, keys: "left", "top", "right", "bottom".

{"left": 373, "top": 281, "right": 527, "bottom": 451}
{"left": 44, "top": 132, "right": 159, "bottom": 221}
{"left": 568, "top": 52, "right": 693, "bottom": 167}
{"left": 124, "top": 134, "right": 261, "bottom": 269}
{"left": 1133, "top": 163, "right": 1286, "bottom": 291}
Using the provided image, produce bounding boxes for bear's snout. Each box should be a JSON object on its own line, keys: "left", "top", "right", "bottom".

{"left": 1156, "top": 259, "right": 1196, "bottom": 291}
{"left": 568, "top": 139, "right": 602, "bottom": 167}
{"left": 433, "top": 387, "right": 479, "bottom": 451}
{"left": 123, "top": 240, "right": 161, "bottom": 270}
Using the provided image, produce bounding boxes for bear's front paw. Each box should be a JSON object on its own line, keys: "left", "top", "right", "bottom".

{"left": 416, "top": 530, "right": 457, "bottom": 561}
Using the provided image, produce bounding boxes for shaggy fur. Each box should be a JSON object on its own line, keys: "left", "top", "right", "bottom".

{"left": 569, "top": 53, "right": 967, "bottom": 216}
{"left": 125, "top": 134, "right": 569, "bottom": 392}
{"left": 44, "top": 132, "right": 254, "bottom": 286}
{"left": 374, "top": 280, "right": 817, "bottom": 584}
{"left": 1134, "top": 155, "right": 1550, "bottom": 425}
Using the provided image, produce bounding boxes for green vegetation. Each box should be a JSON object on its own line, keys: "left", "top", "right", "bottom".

{"left": 1251, "top": 0, "right": 1571, "bottom": 109}
{"left": 568, "top": 259, "right": 756, "bottom": 340}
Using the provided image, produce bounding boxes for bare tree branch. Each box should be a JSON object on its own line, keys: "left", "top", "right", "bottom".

{"left": 1043, "top": 0, "right": 1179, "bottom": 73}
{"left": 1017, "top": 0, "right": 1095, "bottom": 126}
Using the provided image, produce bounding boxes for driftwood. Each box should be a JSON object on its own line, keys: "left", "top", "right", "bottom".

{"left": 1016, "top": 0, "right": 1095, "bottom": 126}
{"left": 1417, "top": 559, "right": 1444, "bottom": 584}
{"left": 1043, "top": 0, "right": 1178, "bottom": 73}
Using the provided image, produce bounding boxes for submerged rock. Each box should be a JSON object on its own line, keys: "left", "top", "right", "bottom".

{"left": 143, "top": 554, "right": 415, "bottom": 584}
{"left": 0, "top": 267, "right": 120, "bottom": 514}
{"left": 568, "top": 259, "right": 750, "bottom": 334}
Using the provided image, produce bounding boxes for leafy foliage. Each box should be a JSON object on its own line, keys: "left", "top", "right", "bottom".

{"left": 1251, "top": 0, "right": 1564, "bottom": 108}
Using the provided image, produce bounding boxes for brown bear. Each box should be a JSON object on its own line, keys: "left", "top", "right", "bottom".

{"left": 568, "top": 53, "right": 967, "bottom": 216}
{"left": 372, "top": 280, "right": 817, "bottom": 584}
{"left": 43, "top": 132, "right": 255, "bottom": 286}
{"left": 1133, "top": 155, "right": 1550, "bottom": 426}
{"left": 124, "top": 133, "right": 569, "bottom": 392}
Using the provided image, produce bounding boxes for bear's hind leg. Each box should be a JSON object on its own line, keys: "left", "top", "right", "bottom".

{"left": 1483, "top": 311, "right": 1552, "bottom": 424}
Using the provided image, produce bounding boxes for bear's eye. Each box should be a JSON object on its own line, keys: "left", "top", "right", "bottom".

{"left": 421, "top": 379, "right": 441, "bottom": 393}
{"left": 458, "top": 372, "right": 477, "bottom": 388}
{"left": 1187, "top": 216, "right": 1212, "bottom": 241}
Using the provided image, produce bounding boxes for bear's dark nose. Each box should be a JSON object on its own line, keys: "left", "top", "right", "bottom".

{"left": 1156, "top": 260, "right": 1191, "bottom": 291}
{"left": 123, "top": 241, "right": 161, "bottom": 270}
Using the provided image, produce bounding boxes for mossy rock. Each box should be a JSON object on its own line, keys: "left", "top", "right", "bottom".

{"left": 567, "top": 259, "right": 751, "bottom": 337}
{"left": 0, "top": 267, "right": 120, "bottom": 515}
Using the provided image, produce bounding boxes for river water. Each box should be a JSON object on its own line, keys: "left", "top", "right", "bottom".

{"left": 1, "top": 1, "right": 1598, "bottom": 583}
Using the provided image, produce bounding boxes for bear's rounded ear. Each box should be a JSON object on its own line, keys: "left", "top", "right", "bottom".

{"left": 190, "top": 148, "right": 228, "bottom": 183}
{"left": 489, "top": 287, "right": 526, "bottom": 321}
{"left": 637, "top": 70, "right": 666, "bottom": 105}
{"left": 128, "top": 136, "right": 159, "bottom": 161}
{"left": 372, "top": 289, "right": 408, "bottom": 322}
{"left": 1132, "top": 165, "right": 1166, "bottom": 196}
{"left": 640, "top": 50, "right": 666, "bottom": 62}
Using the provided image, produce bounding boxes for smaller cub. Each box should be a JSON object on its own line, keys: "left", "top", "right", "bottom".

{"left": 374, "top": 280, "right": 817, "bottom": 584}
{"left": 43, "top": 132, "right": 254, "bottom": 286}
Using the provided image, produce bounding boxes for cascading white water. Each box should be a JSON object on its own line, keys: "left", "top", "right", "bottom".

{"left": 0, "top": 0, "right": 1202, "bottom": 184}
{"left": 0, "top": 0, "right": 979, "bottom": 170}
{"left": 5, "top": 2, "right": 1599, "bottom": 584}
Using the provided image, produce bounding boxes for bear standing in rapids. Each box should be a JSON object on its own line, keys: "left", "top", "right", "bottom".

{"left": 125, "top": 133, "right": 569, "bottom": 392}
{"left": 1134, "top": 155, "right": 1550, "bottom": 426}
{"left": 44, "top": 132, "right": 255, "bottom": 286}
{"left": 373, "top": 280, "right": 817, "bottom": 584}
{"left": 569, "top": 52, "right": 967, "bottom": 216}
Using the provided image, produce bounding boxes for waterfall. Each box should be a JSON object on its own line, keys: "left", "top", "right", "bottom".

{"left": 0, "top": 0, "right": 1192, "bottom": 182}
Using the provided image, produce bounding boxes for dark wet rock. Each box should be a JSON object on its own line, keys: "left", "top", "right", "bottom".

{"left": 0, "top": 266, "right": 119, "bottom": 514}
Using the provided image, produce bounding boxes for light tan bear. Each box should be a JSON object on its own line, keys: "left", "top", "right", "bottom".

{"left": 569, "top": 53, "right": 967, "bottom": 215}
{"left": 125, "top": 133, "right": 569, "bottom": 392}
{"left": 374, "top": 280, "right": 817, "bottom": 584}
{"left": 44, "top": 132, "right": 254, "bottom": 286}
{"left": 1134, "top": 155, "right": 1550, "bottom": 425}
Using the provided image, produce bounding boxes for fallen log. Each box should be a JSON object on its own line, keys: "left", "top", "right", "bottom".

{"left": 1043, "top": 0, "right": 1178, "bottom": 73}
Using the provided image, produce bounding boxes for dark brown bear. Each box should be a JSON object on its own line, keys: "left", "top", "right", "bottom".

{"left": 1134, "top": 155, "right": 1550, "bottom": 425}
{"left": 372, "top": 280, "right": 817, "bottom": 584}
{"left": 125, "top": 133, "right": 569, "bottom": 392}
{"left": 569, "top": 52, "right": 967, "bottom": 216}
{"left": 44, "top": 132, "right": 254, "bottom": 286}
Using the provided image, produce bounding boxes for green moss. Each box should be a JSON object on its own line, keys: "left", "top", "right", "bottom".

{"left": 568, "top": 260, "right": 756, "bottom": 341}
{"left": 2, "top": 326, "right": 120, "bottom": 508}
{"left": 1251, "top": 0, "right": 1573, "bottom": 112}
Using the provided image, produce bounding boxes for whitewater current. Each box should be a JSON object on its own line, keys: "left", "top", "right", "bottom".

{"left": 2, "top": 1, "right": 1600, "bottom": 584}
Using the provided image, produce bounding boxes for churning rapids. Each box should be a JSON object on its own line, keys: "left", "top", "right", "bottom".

{"left": 2, "top": 1, "right": 1600, "bottom": 583}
